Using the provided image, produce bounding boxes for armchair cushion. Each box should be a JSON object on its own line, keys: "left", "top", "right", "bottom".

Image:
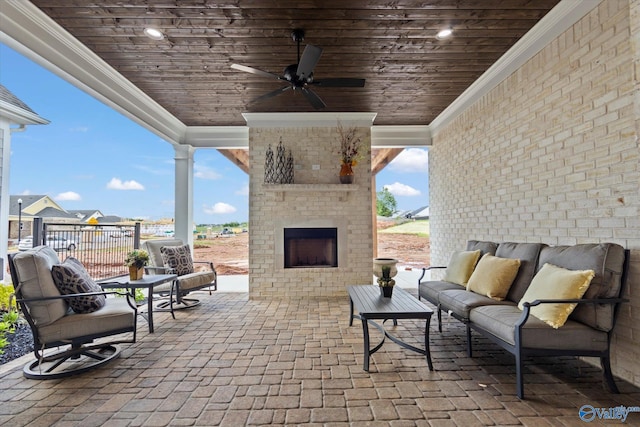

{"left": 160, "top": 244, "right": 195, "bottom": 276}
{"left": 10, "top": 246, "right": 68, "bottom": 326}
{"left": 52, "top": 257, "right": 106, "bottom": 314}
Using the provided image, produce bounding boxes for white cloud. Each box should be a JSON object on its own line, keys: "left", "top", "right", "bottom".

{"left": 203, "top": 202, "right": 237, "bottom": 215}
{"left": 389, "top": 148, "right": 429, "bottom": 173}
{"left": 69, "top": 126, "right": 89, "bottom": 132}
{"left": 235, "top": 183, "right": 249, "bottom": 196}
{"left": 384, "top": 182, "right": 421, "bottom": 197}
{"left": 19, "top": 190, "right": 32, "bottom": 195}
{"left": 134, "top": 165, "right": 172, "bottom": 176}
{"left": 106, "top": 177, "right": 145, "bottom": 190}
{"left": 55, "top": 191, "right": 81, "bottom": 201}
{"left": 194, "top": 164, "right": 222, "bottom": 180}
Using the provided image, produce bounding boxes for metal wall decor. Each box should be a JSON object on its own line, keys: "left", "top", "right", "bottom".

{"left": 264, "top": 138, "right": 294, "bottom": 184}
{"left": 264, "top": 144, "right": 275, "bottom": 183}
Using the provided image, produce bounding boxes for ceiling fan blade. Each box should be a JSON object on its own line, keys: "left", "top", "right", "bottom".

{"left": 301, "top": 88, "right": 326, "bottom": 110}
{"left": 231, "top": 63, "right": 282, "bottom": 81}
{"left": 296, "top": 45, "right": 323, "bottom": 80}
{"left": 312, "top": 78, "right": 366, "bottom": 88}
{"left": 251, "top": 86, "right": 292, "bottom": 104}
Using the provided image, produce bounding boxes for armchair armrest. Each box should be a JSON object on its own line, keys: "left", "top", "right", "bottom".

{"left": 17, "top": 290, "right": 138, "bottom": 311}
{"left": 516, "top": 297, "right": 629, "bottom": 328}
{"left": 193, "top": 261, "right": 216, "bottom": 272}
{"left": 145, "top": 266, "right": 174, "bottom": 274}
{"left": 418, "top": 266, "right": 447, "bottom": 283}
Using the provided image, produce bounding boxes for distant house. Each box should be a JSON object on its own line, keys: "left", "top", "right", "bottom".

{"left": 10, "top": 196, "right": 126, "bottom": 240}
{"left": 399, "top": 206, "right": 429, "bottom": 220}
{"left": 9, "top": 195, "right": 76, "bottom": 239}
{"left": 69, "top": 209, "right": 103, "bottom": 223}
{"left": 70, "top": 210, "right": 125, "bottom": 224}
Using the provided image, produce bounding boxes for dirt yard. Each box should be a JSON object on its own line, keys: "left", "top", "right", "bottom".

{"left": 193, "top": 231, "right": 430, "bottom": 275}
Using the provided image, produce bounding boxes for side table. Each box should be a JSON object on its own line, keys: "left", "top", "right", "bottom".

{"left": 100, "top": 274, "right": 177, "bottom": 333}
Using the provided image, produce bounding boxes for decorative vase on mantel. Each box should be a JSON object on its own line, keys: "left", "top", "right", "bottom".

{"left": 339, "top": 162, "right": 354, "bottom": 184}
{"left": 129, "top": 266, "right": 144, "bottom": 281}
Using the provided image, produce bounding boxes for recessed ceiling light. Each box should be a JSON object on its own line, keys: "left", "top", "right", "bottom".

{"left": 436, "top": 28, "right": 453, "bottom": 39}
{"left": 144, "top": 27, "right": 164, "bottom": 41}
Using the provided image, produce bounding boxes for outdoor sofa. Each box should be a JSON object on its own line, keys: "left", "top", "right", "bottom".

{"left": 418, "top": 240, "right": 629, "bottom": 399}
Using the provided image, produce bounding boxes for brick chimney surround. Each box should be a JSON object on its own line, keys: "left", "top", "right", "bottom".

{"left": 247, "top": 113, "right": 376, "bottom": 300}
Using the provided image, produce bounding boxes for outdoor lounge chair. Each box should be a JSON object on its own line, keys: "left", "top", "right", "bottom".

{"left": 8, "top": 246, "right": 137, "bottom": 379}
{"left": 142, "top": 239, "right": 217, "bottom": 315}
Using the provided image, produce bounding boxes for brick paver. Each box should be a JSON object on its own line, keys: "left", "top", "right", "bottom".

{"left": 1, "top": 290, "right": 639, "bottom": 426}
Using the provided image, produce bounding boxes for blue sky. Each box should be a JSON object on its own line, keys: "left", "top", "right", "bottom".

{"left": 1, "top": 44, "right": 429, "bottom": 224}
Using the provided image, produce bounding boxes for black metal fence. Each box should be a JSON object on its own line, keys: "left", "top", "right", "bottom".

{"left": 31, "top": 219, "right": 141, "bottom": 279}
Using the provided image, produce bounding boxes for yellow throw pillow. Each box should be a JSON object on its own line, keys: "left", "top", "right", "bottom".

{"left": 518, "top": 263, "right": 595, "bottom": 329}
{"left": 443, "top": 250, "right": 481, "bottom": 286}
{"left": 466, "top": 254, "right": 520, "bottom": 300}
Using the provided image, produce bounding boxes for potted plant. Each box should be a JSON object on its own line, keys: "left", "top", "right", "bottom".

{"left": 124, "top": 249, "right": 149, "bottom": 281}
{"left": 377, "top": 265, "right": 396, "bottom": 297}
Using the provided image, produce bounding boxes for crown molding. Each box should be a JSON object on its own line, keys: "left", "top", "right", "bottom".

{"left": 184, "top": 126, "right": 249, "bottom": 148}
{"left": 242, "top": 112, "right": 377, "bottom": 128}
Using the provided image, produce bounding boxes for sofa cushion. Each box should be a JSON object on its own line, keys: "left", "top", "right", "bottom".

{"left": 466, "top": 240, "right": 498, "bottom": 256}
{"left": 443, "top": 250, "right": 481, "bottom": 286}
{"left": 11, "top": 246, "right": 68, "bottom": 326}
{"left": 469, "top": 305, "right": 609, "bottom": 351}
{"left": 518, "top": 263, "right": 595, "bottom": 329}
{"left": 160, "top": 245, "right": 195, "bottom": 276}
{"left": 439, "top": 289, "right": 512, "bottom": 321}
{"left": 52, "top": 257, "right": 106, "bottom": 314}
{"left": 537, "top": 243, "right": 626, "bottom": 331}
{"left": 466, "top": 254, "right": 521, "bottom": 301}
{"left": 496, "top": 242, "right": 546, "bottom": 303}
{"left": 418, "top": 280, "right": 461, "bottom": 305}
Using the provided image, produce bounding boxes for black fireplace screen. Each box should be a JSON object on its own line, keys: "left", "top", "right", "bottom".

{"left": 284, "top": 228, "right": 338, "bottom": 268}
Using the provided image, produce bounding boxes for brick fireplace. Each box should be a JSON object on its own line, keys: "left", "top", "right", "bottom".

{"left": 247, "top": 113, "right": 375, "bottom": 299}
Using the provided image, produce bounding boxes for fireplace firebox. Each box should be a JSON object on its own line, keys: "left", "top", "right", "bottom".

{"left": 284, "top": 228, "right": 338, "bottom": 268}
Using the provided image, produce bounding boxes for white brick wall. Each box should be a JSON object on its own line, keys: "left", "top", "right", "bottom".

{"left": 249, "top": 126, "right": 373, "bottom": 299}
{"left": 430, "top": 1, "right": 640, "bottom": 386}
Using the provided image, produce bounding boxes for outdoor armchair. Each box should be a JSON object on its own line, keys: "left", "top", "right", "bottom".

{"left": 8, "top": 246, "right": 137, "bottom": 379}
{"left": 142, "top": 239, "right": 217, "bottom": 316}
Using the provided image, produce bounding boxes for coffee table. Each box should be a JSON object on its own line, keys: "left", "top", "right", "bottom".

{"left": 100, "top": 274, "right": 177, "bottom": 333}
{"left": 347, "top": 285, "right": 434, "bottom": 371}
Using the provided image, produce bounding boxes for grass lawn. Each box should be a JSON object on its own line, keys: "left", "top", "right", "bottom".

{"left": 378, "top": 220, "right": 429, "bottom": 237}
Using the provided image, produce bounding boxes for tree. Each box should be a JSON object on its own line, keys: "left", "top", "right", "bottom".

{"left": 376, "top": 188, "right": 397, "bottom": 217}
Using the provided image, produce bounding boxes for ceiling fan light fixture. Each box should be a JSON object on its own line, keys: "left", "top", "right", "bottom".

{"left": 436, "top": 28, "right": 453, "bottom": 39}
{"left": 144, "top": 27, "right": 164, "bottom": 40}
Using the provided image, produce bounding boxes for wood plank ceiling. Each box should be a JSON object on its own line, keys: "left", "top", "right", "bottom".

{"left": 31, "top": 0, "right": 561, "bottom": 129}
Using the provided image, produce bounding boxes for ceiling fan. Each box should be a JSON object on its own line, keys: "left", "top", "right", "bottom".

{"left": 231, "top": 29, "right": 365, "bottom": 109}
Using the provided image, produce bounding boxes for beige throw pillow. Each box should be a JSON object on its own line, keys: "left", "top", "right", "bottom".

{"left": 466, "top": 254, "right": 520, "bottom": 300}
{"left": 443, "top": 250, "right": 481, "bottom": 286}
{"left": 518, "top": 263, "right": 595, "bottom": 329}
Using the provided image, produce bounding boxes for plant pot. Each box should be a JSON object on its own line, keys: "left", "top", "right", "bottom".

{"left": 380, "top": 286, "right": 393, "bottom": 298}
{"left": 339, "top": 162, "right": 354, "bottom": 184}
{"left": 373, "top": 258, "right": 399, "bottom": 279}
{"left": 129, "top": 266, "right": 144, "bottom": 281}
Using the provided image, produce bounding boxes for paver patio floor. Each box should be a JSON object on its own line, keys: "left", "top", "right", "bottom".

{"left": 1, "top": 287, "right": 639, "bottom": 426}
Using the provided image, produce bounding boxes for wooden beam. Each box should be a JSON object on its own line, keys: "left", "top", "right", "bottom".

{"left": 218, "top": 149, "right": 249, "bottom": 174}
{"left": 371, "top": 148, "right": 404, "bottom": 175}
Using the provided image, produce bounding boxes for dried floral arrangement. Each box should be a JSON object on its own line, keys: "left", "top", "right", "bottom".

{"left": 337, "top": 121, "right": 364, "bottom": 166}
